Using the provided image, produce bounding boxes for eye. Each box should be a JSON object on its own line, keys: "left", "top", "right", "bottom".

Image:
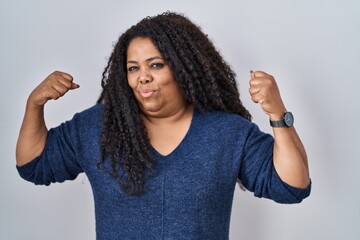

{"left": 150, "top": 63, "right": 164, "bottom": 69}
{"left": 128, "top": 66, "right": 138, "bottom": 72}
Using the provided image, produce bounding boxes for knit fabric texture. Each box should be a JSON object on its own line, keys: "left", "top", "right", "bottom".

{"left": 17, "top": 104, "right": 311, "bottom": 239}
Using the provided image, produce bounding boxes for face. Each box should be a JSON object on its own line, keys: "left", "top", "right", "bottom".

{"left": 127, "top": 37, "right": 186, "bottom": 117}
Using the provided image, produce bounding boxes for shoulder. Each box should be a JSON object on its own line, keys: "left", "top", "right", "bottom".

{"left": 74, "top": 103, "right": 103, "bottom": 118}
{"left": 71, "top": 103, "right": 103, "bottom": 124}
{"left": 54, "top": 104, "right": 103, "bottom": 133}
{"left": 191, "top": 109, "right": 258, "bottom": 144}
{"left": 196, "top": 109, "right": 253, "bottom": 131}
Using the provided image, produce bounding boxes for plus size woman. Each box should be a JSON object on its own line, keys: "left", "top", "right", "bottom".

{"left": 16, "top": 12, "right": 311, "bottom": 240}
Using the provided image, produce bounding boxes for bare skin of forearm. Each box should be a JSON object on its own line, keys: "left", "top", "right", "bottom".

{"left": 272, "top": 126, "right": 310, "bottom": 188}
{"left": 16, "top": 101, "right": 48, "bottom": 166}
{"left": 249, "top": 70, "right": 310, "bottom": 189}
{"left": 16, "top": 71, "right": 78, "bottom": 166}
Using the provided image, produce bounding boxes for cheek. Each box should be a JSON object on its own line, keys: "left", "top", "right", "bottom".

{"left": 172, "top": 84, "right": 184, "bottom": 99}
{"left": 127, "top": 75, "right": 137, "bottom": 89}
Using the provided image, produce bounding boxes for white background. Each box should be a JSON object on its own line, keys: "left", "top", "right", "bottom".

{"left": 1, "top": 0, "right": 359, "bottom": 239}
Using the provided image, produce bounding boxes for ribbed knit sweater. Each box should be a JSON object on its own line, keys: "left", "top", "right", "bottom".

{"left": 17, "top": 104, "right": 311, "bottom": 239}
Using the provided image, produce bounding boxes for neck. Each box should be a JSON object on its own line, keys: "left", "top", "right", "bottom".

{"left": 141, "top": 104, "right": 194, "bottom": 127}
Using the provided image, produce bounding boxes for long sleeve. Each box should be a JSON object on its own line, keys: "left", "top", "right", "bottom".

{"left": 238, "top": 123, "right": 311, "bottom": 203}
{"left": 16, "top": 104, "right": 102, "bottom": 185}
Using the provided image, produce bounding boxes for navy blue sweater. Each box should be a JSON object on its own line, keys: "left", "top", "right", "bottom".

{"left": 17, "top": 104, "right": 311, "bottom": 239}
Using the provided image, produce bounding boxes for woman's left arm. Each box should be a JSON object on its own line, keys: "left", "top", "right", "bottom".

{"left": 249, "top": 71, "right": 310, "bottom": 188}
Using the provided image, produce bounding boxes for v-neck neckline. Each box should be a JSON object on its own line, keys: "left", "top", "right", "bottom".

{"left": 151, "top": 108, "right": 198, "bottom": 158}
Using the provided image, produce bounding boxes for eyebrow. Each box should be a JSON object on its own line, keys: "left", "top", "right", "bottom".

{"left": 127, "top": 56, "right": 164, "bottom": 64}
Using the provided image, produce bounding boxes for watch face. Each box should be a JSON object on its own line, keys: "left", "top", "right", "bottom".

{"left": 284, "top": 112, "right": 294, "bottom": 126}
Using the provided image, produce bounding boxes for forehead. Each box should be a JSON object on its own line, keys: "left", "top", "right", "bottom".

{"left": 127, "top": 37, "right": 162, "bottom": 59}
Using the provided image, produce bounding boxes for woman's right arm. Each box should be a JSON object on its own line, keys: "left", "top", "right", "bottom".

{"left": 16, "top": 71, "right": 79, "bottom": 166}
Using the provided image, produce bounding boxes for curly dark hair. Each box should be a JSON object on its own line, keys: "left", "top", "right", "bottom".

{"left": 97, "top": 11, "right": 252, "bottom": 195}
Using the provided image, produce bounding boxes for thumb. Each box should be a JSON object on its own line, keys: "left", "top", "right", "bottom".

{"left": 250, "top": 70, "right": 255, "bottom": 79}
{"left": 69, "top": 82, "right": 80, "bottom": 90}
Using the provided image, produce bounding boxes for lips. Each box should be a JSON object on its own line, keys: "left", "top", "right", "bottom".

{"left": 139, "top": 89, "right": 157, "bottom": 98}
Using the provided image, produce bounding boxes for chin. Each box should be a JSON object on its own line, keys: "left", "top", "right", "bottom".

{"left": 139, "top": 104, "right": 161, "bottom": 114}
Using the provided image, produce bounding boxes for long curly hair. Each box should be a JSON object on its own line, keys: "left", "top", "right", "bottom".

{"left": 97, "top": 11, "right": 252, "bottom": 195}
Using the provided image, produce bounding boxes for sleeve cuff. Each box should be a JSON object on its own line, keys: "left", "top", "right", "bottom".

{"left": 16, "top": 155, "right": 42, "bottom": 183}
{"left": 271, "top": 165, "right": 312, "bottom": 203}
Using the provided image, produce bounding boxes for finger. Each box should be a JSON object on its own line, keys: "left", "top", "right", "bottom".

{"left": 50, "top": 90, "right": 62, "bottom": 100}
{"left": 57, "top": 77, "right": 73, "bottom": 89}
{"left": 41, "top": 86, "right": 62, "bottom": 101}
{"left": 43, "top": 81, "right": 78, "bottom": 101}
{"left": 249, "top": 78, "right": 260, "bottom": 87}
{"left": 53, "top": 71, "right": 73, "bottom": 82}
{"left": 57, "top": 77, "right": 79, "bottom": 89}
{"left": 249, "top": 85, "right": 261, "bottom": 95}
{"left": 249, "top": 77, "right": 275, "bottom": 90}
{"left": 252, "top": 71, "right": 274, "bottom": 79}
{"left": 250, "top": 92, "right": 264, "bottom": 104}
{"left": 249, "top": 78, "right": 266, "bottom": 88}
{"left": 52, "top": 83, "right": 69, "bottom": 98}
{"left": 55, "top": 73, "right": 79, "bottom": 90}
{"left": 249, "top": 83, "right": 268, "bottom": 104}
{"left": 250, "top": 70, "right": 255, "bottom": 79}
{"left": 69, "top": 82, "right": 80, "bottom": 90}
{"left": 249, "top": 75, "right": 266, "bottom": 96}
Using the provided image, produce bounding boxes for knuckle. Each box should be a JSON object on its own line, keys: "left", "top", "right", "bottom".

{"left": 264, "top": 79, "right": 273, "bottom": 87}
{"left": 53, "top": 70, "right": 61, "bottom": 76}
{"left": 65, "top": 81, "right": 72, "bottom": 88}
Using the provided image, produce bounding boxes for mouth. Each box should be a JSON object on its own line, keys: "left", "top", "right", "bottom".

{"left": 139, "top": 89, "right": 157, "bottom": 98}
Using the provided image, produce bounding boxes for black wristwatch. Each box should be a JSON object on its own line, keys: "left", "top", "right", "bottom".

{"left": 269, "top": 112, "right": 294, "bottom": 128}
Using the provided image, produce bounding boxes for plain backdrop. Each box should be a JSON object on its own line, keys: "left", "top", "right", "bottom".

{"left": 1, "top": 0, "right": 359, "bottom": 239}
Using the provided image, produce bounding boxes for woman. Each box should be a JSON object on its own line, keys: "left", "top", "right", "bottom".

{"left": 16, "top": 12, "right": 311, "bottom": 239}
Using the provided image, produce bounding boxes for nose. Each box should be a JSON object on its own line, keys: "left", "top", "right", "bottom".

{"left": 139, "top": 68, "right": 153, "bottom": 85}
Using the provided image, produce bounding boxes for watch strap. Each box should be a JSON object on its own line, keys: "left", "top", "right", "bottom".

{"left": 269, "top": 111, "right": 294, "bottom": 128}
{"left": 269, "top": 119, "right": 286, "bottom": 128}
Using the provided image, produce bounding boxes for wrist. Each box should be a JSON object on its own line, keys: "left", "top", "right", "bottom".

{"left": 270, "top": 111, "right": 294, "bottom": 128}
{"left": 269, "top": 114, "right": 284, "bottom": 121}
{"left": 269, "top": 109, "right": 287, "bottom": 121}
{"left": 26, "top": 98, "right": 45, "bottom": 112}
